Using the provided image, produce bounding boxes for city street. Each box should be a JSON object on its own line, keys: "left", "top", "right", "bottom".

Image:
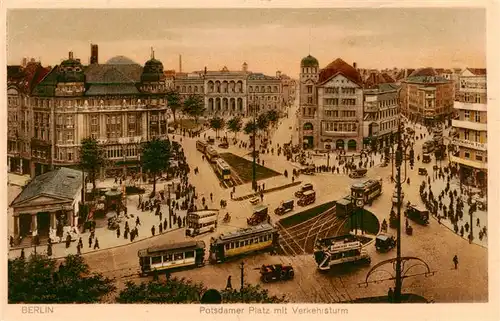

{"left": 7, "top": 90, "right": 487, "bottom": 304}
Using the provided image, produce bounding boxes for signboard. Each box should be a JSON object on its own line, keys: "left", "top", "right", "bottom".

{"left": 452, "top": 138, "right": 487, "bottom": 151}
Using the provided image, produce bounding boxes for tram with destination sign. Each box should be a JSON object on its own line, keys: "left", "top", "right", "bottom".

{"left": 350, "top": 178, "right": 383, "bottom": 207}
{"left": 205, "top": 146, "right": 219, "bottom": 163}
{"left": 196, "top": 140, "right": 208, "bottom": 153}
{"left": 138, "top": 240, "right": 206, "bottom": 276}
{"left": 313, "top": 235, "right": 371, "bottom": 271}
{"left": 209, "top": 223, "right": 279, "bottom": 263}
{"left": 215, "top": 158, "right": 231, "bottom": 181}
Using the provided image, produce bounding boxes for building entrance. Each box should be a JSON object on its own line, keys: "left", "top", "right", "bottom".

{"left": 19, "top": 214, "right": 32, "bottom": 237}
{"left": 37, "top": 212, "right": 51, "bottom": 236}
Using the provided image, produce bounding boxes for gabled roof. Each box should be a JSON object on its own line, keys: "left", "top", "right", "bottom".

{"left": 466, "top": 68, "right": 487, "bottom": 76}
{"left": 32, "top": 66, "right": 60, "bottom": 96}
{"left": 11, "top": 167, "right": 82, "bottom": 207}
{"left": 409, "top": 68, "right": 437, "bottom": 78}
{"left": 364, "top": 71, "right": 396, "bottom": 89}
{"left": 85, "top": 64, "right": 143, "bottom": 83}
{"left": 395, "top": 69, "right": 415, "bottom": 81}
{"left": 318, "top": 58, "right": 362, "bottom": 85}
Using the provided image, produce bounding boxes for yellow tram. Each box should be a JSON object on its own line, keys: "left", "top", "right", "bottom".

{"left": 215, "top": 158, "right": 231, "bottom": 181}
{"left": 209, "top": 223, "right": 278, "bottom": 263}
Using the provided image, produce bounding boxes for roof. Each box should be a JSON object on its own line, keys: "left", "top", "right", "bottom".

{"left": 138, "top": 240, "right": 206, "bottom": 257}
{"left": 376, "top": 234, "right": 392, "bottom": 241}
{"left": 7, "top": 63, "right": 51, "bottom": 94}
{"left": 106, "top": 56, "right": 139, "bottom": 65}
{"left": 85, "top": 83, "right": 140, "bottom": 96}
{"left": 248, "top": 73, "right": 278, "bottom": 80}
{"left": 466, "top": 68, "right": 487, "bottom": 76}
{"left": 318, "top": 58, "right": 363, "bottom": 85}
{"left": 395, "top": 69, "right": 415, "bottom": 81}
{"left": 32, "top": 66, "right": 59, "bottom": 96}
{"left": 405, "top": 75, "right": 450, "bottom": 84}
{"left": 85, "top": 64, "right": 143, "bottom": 83}
{"left": 254, "top": 204, "right": 268, "bottom": 212}
{"left": 11, "top": 167, "right": 82, "bottom": 207}
{"left": 409, "top": 67, "right": 438, "bottom": 77}
{"left": 214, "top": 223, "right": 275, "bottom": 243}
{"left": 364, "top": 71, "right": 395, "bottom": 89}
{"left": 301, "top": 55, "right": 319, "bottom": 67}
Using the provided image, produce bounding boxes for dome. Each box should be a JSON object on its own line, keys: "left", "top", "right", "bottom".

{"left": 301, "top": 55, "right": 319, "bottom": 67}
{"left": 318, "top": 58, "right": 362, "bottom": 84}
{"left": 141, "top": 57, "right": 165, "bottom": 83}
{"left": 106, "top": 56, "right": 139, "bottom": 65}
{"left": 58, "top": 52, "right": 85, "bottom": 83}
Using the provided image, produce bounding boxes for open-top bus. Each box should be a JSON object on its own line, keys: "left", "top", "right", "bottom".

{"left": 209, "top": 223, "right": 278, "bottom": 263}
{"left": 196, "top": 140, "right": 208, "bottom": 153}
{"left": 313, "top": 235, "right": 370, "bottom": 270}
{"left": 350, "top": 178, "right": 383, "bottom": 207}
{"left": 138, "top": 240, "right": 206, "bottom": 276}
{"left": 185, "top": 209, "right": 219, "bottom": 237}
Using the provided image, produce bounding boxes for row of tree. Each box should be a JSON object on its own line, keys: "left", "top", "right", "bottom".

{"left": 166, "top": 91, "right": 205, "bottom": 124}
{"left": 208, "top": 109, "right": 280, "bottom": 139}
{"left": 8, "top": 254, "right": 287, "bottom": 304}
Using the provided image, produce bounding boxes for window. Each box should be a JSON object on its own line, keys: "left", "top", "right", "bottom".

{"left": 464, "top": 152, "right": 470, "bottom": 159}
{"left": 151, "top": 256, "right": 162, "bottom": 264}
{"left": 67, "top": 132, "right": 73, "bottom": 142}
{"left": 464, "top": 110, "right": 470, "bottom": 120}
{"left": 174, "top": 253, "right": 184, "bottom": 260}
{"left": 307, "top": 85, "right": 313, "bottom": 94}
{"left": 475, "top": 112, "right": 481, "bottom": 122}
{"left": 163, "top": 254, "right": 172, "bottom": 262}
{"left": 464, "top": 129, "right": 470, "bottom": 140}
{"left": 476, "top": 155, "right": 483, "bottom": 161}
{"left": 68, "top": 152, "right": 73, "bottom": 161}
{"left": 307, "top": 97, "right": 313, "bottom": 104}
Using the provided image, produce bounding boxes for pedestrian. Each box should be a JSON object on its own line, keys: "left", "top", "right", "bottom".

{"left": 388, "top": 288, "right": 394, "bottom": 303}
{"left": 453, "top": 255, "right": 459, "bottom": 269}
{"left": 20, "top": 248, "right": 25, "bottom": 260}
{"left": 78, "top": 237, "right": 83, "bottom": 249}
{"left": 210, "top": 193, "right": 213, "bottom": 202}
{"left": 477, "top": 217, "right": 480, "bottom": 227}
{"left": 226, "top": 276, "right": 233, "bottom": 290}
{"left": 76, "top": 243, "right": 81, "bottom": 255}
{"left": 88, "top": 235, "right": 93, "bottom": 248}
{"left": 151, "top": 225, "right": 156, "bottom": 236}
{"left": 94, "top": 238, "right": 100, "bottom": 250}
{"left": 117, "top": 226, "right": 121, "bottom": 238}
{"left": 136, "top": 216, "right": 141, "bottom": 226}
{"left": 163, "top": 218, "right": 168, "bottom": 230}
{"left": 47, "top": 243, "right": 52, "bottom": 256}
{"left": 9, "top": 236, "right": 14, "bottom": 248}
{"left": 159, "top": 223, "right": 163, "bottom": 233}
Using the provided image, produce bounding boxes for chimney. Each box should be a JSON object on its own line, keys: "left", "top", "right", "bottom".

{"left": 242, "top": 62, "right": 248, "bottom": 72}
{"left": 276, "top": 70, "right": 282, "bottom": 78}
{"left": 353, "top": 62, "right": 357, "bottom": 69}
{"left": 179, "top": 54, "right": 182, "bottom": 73}
{"left": 69, "top": 51, "right": 74, "bottom": 60}
{"left": 22, "top": 57, "right": 27, "bottom": 67}
{"left": 90, "top": 43, "right": 99, "bottom": 64}
{"left": 204, "top": 66, "right": 207, "bottom": 74}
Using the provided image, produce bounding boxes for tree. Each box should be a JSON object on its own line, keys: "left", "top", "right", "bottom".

{"left": 220, "top": 284, "right": 288, "bottom": 303}
{"left": 165, "top": 90, "right": 182, "bottom": 124}
{"left": 117, "top": 277, "right": 205, "bottom": 303}
{"left": 266, "top": 110, "right": 279, "bottom": 128}
{"left": 141, "top": 138, "right": 171, "bottom": 194}
{"left": 243, "top": 120, "right": 258, "bottom": 136}
{"left": 227, "top": 116, "right": 243, "bottom": 138}
{"left": 209, "top": 116, "right": 225, "bottom": 138}
{"left": 183, "top": 94, "right": 205, "bottom": 124}
{"left": 79, "top": 137, "right": 106, "bottom": 192}
{"left": 8, "top": 254, "right": 116, "bottom": 303}
{"left": 257, "top": 113, "right": 270, "bottom": 136}
{"left": 117, "top": 278, "right": 288, "bottom": 304}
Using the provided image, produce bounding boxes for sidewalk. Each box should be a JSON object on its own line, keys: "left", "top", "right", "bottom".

{"left": 8, "top": 180, "right": 192, "bottom": 260}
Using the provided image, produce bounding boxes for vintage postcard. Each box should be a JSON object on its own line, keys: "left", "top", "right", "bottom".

{"left": 2, "top": 1, "right": 499, "bottom": 321}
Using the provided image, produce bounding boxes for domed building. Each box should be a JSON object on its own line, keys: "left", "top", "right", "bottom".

{"left": 56, "top": 52, "right": 86, "bottom": 92}
{"left": 140, "top": 49, "right": 167, "bottom": 93}
{"left": 298, "top": 56, "right": 364, "bottom": 151}
{"left": 106, "top": 56, "right": 139, "bottom": 65}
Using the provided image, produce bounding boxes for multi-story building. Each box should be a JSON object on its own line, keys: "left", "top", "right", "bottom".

{"left": 7, "top": 46, "right": 169, "bottom": 178}
{"left": 173, "top": 63, "right": 284, "bottom": 117}
{"left": 399, "top": 68, "right": 454, "bottom": 125}
{"left": 450, "top": 68, "right": 487, "bottom": 189}
{"left": 298, "top": 56, "right": 364, "bottom": 151}
{"left": 362, "top": 72, "right": 400, "bottom": 149}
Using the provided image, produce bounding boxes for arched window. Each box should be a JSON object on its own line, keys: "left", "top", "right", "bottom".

{"left": 303, "top": 122, "right": 313, "bottom": 130}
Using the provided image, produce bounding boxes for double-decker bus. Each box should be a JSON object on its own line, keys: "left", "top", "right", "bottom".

{"left": 196, "top": 140, "right": 208, "bottom": 153}
{"left": 185, "top": 209, "right": 218, "bottom": 237}
{"left": 313, "top": 235, "right": 371, "bottom": 270}
{"left": 138, "top": 241, "right": 206, "bottom": 276}
{"left": 206, "top": 146, "right": 219, "bottom": 163}
{"left": 215, "top": 158, "right": 231, "bottom": 181}
{"left": 350, "top": 178, "right": 383, "bottom": 207}
{"left": 209, "top": 223, "right": 279, "bottom": 263}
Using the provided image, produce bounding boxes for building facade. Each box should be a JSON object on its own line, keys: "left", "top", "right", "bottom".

{"left": 363, "top": 82, "right": 400, "bottom": 150}
{"left": 450, "top": 68, "right": 487, "bottom": 189}
{"left": 298, "top": 57, "right": 364, "bottom": 151}
{"left": 399, "top": 68, "right": 455, "bottom": 125}
{"left": 7, "top": 47, "right": 169, "bottom": 178}
{"left": 173, "top": 63, "right": 284, "bottom": 117}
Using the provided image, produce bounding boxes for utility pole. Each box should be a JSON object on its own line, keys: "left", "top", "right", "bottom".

{"left": 252, "top": 96, "right": 257, "bottom": 192}
{"left": 240, "top": 261, "right": 245, "bottom": 291}
{"left": 394, "top": 120, "right": 403, "bottom": 303}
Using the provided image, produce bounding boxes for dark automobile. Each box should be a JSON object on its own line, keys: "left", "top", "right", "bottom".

{"left": 260, "top": 264, "right": 294, "bottom": 283}
{"left": 375, "top": 234, "right": 396, "bottom": 252}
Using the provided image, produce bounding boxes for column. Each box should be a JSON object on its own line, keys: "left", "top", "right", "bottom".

{"left": 31, "top": 213, "right": 38, "bottom": 235}
{"left": 50, "top": 212, "right": 56, "bottom": 229}
{"left": 14, "top": 215, "right": 19, "bottom": 239}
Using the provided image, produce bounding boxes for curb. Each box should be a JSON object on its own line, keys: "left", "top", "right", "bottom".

{"left": 9, "top": 227, "right": 183, "bottom": 260}
{"left": 233, "top": 181, "right": 302, "bottom": 201}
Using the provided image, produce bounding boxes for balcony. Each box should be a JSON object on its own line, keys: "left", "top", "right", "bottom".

{"left": 450, "top": 155, "right": 487, "bottom": 170}
{"left": 452, "top": 138, "right": 487, "bottom": 151}
{"left": 453, "top": 101, "right": 487, "bottom": 112}
{"left": 452, "top": 119, "right": 487, "bottom": 131}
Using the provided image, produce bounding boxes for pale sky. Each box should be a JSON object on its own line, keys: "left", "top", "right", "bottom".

{"left": 6, "top": 8, "right": 486, "bottom": 77}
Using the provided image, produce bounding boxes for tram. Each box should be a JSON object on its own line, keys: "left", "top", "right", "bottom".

{"left": 215, "top": 158, "right": 231, "bottom": 181}
{"left": 209, "top": 223, "right": 279, "bottom": 263}
{"left": 196, "top": 140, "right": 208, "bottom": 153}
{"left": 185, "top": 209, "right": 219, "bottom": 237}
{"left": 313, "top": 236, "right": 371, "bottom": 271}
{"left": 138, "top": 240, "right": 206, "bottom": 276}
{"left": 205, "top": 146, "right": 219, "bottom": 163}
{"left": 350, "top": 178, "right": 383, "bottom": 206}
